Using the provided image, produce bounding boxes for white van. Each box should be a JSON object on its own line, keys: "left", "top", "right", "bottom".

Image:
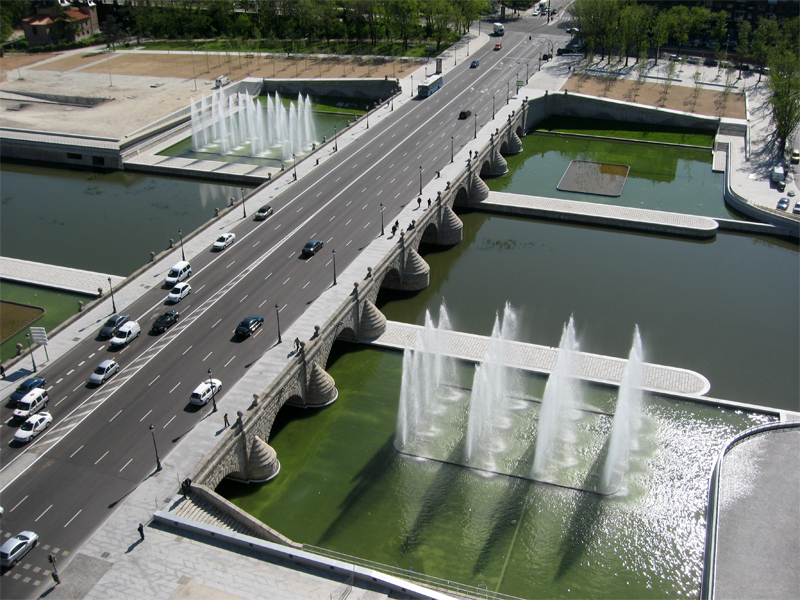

{"left": 13, "top": 388, "right": 49, "bottom": 420}
{"left": 215, "top": 75, "right": 230, "bottom": 88}
{"left": 110, "top": 321, "right": 141, "bottom": 347}
{"left": 165, "top": 261, "right": 192, "bottom": 286}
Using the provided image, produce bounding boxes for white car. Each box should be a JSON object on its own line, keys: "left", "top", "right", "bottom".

{"left": 0, "top": 531, "right": 38, "bottom": 568}
{"left": 167, "top": 282, "right": 191, "bottom": 303}
{"left": 190, "top": 378, "right": 222, "bottom": 406}
{"left": 89, "top": 359, "right": 119, "bottom": 385}
{"left": 14, "top": 412, "right": 53, "bottom": 443}
{"left": 213, "top": 233, "right": 236, "bottom": 251}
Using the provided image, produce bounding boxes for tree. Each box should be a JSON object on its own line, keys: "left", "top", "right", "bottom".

{"left": 668, "top": 6, "right": 691, "bottom": 56}
{"left": 387, "top": 0, "right": 419, "bottom": 50}
{"left": 752, "top": 17, "right": 780, "bottom": 82}
{"left": 767, "top": 49, "right": 800, "bottom": 154}
{"left": 651, "top": 11, "right": 670, "bottom": 64}
{"left": 101, "top": 14, "right": 123, "bottom": 50}
{"left": 50, "top": 3, "right": 80, "bottom": 44}
{"left": 709, "top": 11, "right": 726, "bottom": 52}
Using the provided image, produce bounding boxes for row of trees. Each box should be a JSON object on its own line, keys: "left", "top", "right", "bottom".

{"left": 568, "top": 0, "right": 799, "bottom": 154}
{"left": 99, "top": 0, "right": 488, "bottom": 50}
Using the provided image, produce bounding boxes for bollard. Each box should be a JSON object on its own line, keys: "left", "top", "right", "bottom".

{"left": 97, "top": 287, "right": 103, "bottom": 297}
{"left": 367, "top": 267, "right": 372, "bottom": 278}
{"left": 150, "top": 251, "right": 155, "bottom": 262}
{"left": 169, "top": 238, "right": 174, "bottom": 248}
{"left": 215, "top": 207, "right": 220, "bottom": 217}
{"left": 78, "top": 301, "right": 84, "bottom": 312}
{"left": 313, "top": 325, "right": 320, "bottom": 338}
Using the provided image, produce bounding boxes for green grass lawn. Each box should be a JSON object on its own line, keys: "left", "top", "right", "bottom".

{"left": 1, "top": 282, "right": 93, "bottom": 363}
{"left": 534, "top": 116, "right": 716, "bottom": 147}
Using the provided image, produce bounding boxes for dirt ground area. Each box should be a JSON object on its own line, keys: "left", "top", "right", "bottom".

{"left": 0, "top": 51, "right": 54, "bottom": 80}
{"left": 0, "top": 301, "right": 44, "bottom": 343}
{"left": 563, "top": 73, "right": 746, "bottom": 120}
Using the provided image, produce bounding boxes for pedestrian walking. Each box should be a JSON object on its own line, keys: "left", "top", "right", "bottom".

{"left": 294, "top": 337, "right": 301, "bottom": 352}
{"left": 427, "top": 198, "right": 432, "bottom": 209}
{"left": 138, "top": 523, "right": 145, "bottom": 541}
{"left": 0, "top": 365, "right": 5, "bottom": 379}
{"left": 417, "top": 197, "right": 422, "bottom": 209}
{"left": 223, "top": 413, "right": 230, "bottom": 427}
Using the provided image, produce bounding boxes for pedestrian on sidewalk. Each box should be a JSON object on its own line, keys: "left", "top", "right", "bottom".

{"left": 427, "top": 198, "right": 432, "bottom": 209}
{"left": 138, "top": 523, "right": 145, "bottom": 541}
{"left": 223, "top": 413, "right": 230, "bottom": 427}
{"left": 0, "top": 365, "right": 5, "bottom": 379}
{"left": 417, "top": 197, "right": 422, "bottom": 209}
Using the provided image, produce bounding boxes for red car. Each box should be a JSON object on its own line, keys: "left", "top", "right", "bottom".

{"left": 494, "top": 43, "right": 502, "bottom": 50}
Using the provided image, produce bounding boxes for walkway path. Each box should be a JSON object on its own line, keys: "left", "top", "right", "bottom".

{"left": 0, "top": 256, "right": 125, "bottom": 295}
{"left": 469, "top": 191, "right": 719, "bottom": 238}
{"left": 368, "top": 321, "right": 711, "bottom": 396}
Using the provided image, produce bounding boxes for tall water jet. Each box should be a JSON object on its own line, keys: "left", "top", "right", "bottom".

{"left": 532, "top": 315, "right": 582, "bottom": 479}
{"left": 600, "top": 326, "right": 644, "bottom": 492}
{"left": 465, "top": 303, "right": 521, "bottom": 461}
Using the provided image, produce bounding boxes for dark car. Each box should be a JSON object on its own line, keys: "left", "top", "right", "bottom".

{"left": 9, "top": 377, "right": 46, "bottom": 404}
{"left": 235, "top": 315, "right": 264, "bottom": 338}
{"left": 459, "top": 109, "right": 472, "bottom": 119}
{"left": 302, "top": 240, "right": 324, "bottom": 256}
{"left": 703, "top": 57, "right": 718, "bottom": 67}
{"left": 151, "top": 310, "right": 180, "bottom": 333}
{"left": 99, "top": 313, "right": 130, "bottom": 338}
{"left": 255, "top": 204, "right": 274, "bottom": 220}
{"left": 777, "top": 198, "right": 790, "bottom": 211}
{"left": 470, "top": 60, "right": 479, "bottom": 68}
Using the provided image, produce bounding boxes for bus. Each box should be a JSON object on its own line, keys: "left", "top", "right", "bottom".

{"left": 418, "top": 74, "right": 443, "bottom": 98}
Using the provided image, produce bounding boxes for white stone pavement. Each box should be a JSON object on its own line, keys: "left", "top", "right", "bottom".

{"left": 0, "top": 256, "right": 126, "bottom": 295}
{"left": 370, "top": 321, "right": 711, "bottom": 396}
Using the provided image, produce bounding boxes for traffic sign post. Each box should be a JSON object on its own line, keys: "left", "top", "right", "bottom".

{"left": 30, "top": 326, "right": 49, "bottom": 362}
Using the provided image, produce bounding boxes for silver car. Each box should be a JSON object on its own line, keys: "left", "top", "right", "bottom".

{"left": 0, "top": 531, "right": 38, "bottom": 568}
{"left": 89, "top": 359, "right": 120, "bottom": 385}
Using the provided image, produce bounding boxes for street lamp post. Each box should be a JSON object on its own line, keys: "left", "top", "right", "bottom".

{"left": 149, "top": 424, "right": 162, "bottom": 471}
{"left": 191, "top": 50, "right": 197, "bottom": 91}
{"left": 450, "top": 136, "right": 454, "bottom": 163}
{"left": 207, "top": 368, "right": 217, "bottom": 413}
{"left": 507, "top": 81, "right": 510, "bottom": 104}
{"left": 108, "top": 277, "right": 117, "bottom": 313}
{"left": 474, "top": 113, "right": 478, "bottom": 139}
{"left": 178, "top": 229, "right": 185, "bottom": 261}
{"left": 241, "top": 187, "right": 246, "bottom": 218}
{"left": 275, "top": 304, "right": 282, "bottom": 344}
{"left": 411, "top": 76, "right": 413, "bottom": 97}
{"left": 293, "top": 153, "right": 297, "bottom": 180}
{"left": 333, "top": 125, "right": 338, "bottom": 152}
{"left": 332, "top": 250, "right": 337, "bottom": 285}
{"left": 25, "top": 333, "right": 37, "bottom": 373}
{"left": 380, "top": 203, "right": 385, "bottom": 235}
{"left": 419, "top": 166, "right": 423, "bottom": 195}
{"left": 492, "top": 95, "right": 495, "bottom": 119}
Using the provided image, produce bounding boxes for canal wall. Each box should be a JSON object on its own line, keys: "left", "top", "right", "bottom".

{"left": 261, "top": 77, "right": 402, "bottom": 101}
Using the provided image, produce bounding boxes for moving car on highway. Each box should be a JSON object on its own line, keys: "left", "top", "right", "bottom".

{"left": 235, "top": 316, "right": 264, "bottom": 338}
{"left": 89, "top": 359, "right": 119, "bottom": 386}
{"left": 14, "top": 412, "right": 53, "bottom": 443}
{"left": 151, "top": 310, "right": 179, "bottom": 333}
{"left": 9, "top": 377, "right": 46, "bottom": 404}
{"left": 13, "top": 388, "right": 48, "bottom": 421}
{"left": 302, "top": 240, "right": 324, "bottom": 256}
{"left": 190, "top": 379, "right": 222, "bottom": 406}
{"left": 167, "top": 282, "right": 192, "bottom": 303}
{"left": 212, "top": 233, "right": 236, "bottom": 250}
{"left": 99, "top": 314, "right": 130, "bottom": 339}
{"left": 0, "top": 532, "right": 38, "bottom": 568}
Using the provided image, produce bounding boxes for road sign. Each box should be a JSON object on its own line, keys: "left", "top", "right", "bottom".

{"left": 30, "top": 326, "right": 49, "bottom": 361}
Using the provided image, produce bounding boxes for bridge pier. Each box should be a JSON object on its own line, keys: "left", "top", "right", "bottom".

{"left": 246, "top": 436, "right": 281, "bottom": 482}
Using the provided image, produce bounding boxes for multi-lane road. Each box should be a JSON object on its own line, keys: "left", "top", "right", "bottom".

{"left": 1, "top": 14, "right": 569, "bottom": 598}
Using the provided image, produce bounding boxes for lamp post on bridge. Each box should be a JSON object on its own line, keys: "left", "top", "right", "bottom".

{"left": 450, "top": 136, "right": 454, "bottom": 163}
{"left": 275, "top": 304, "right": 282, "bottom": 344}
{"left": 208, "top": 368, "right": 217, "bottom": 413}
{"left": 492, "top": 95, "right": 495, "bottom": 119}
{"left": 419, "top": 166, "right": 423, "bottom": 195}
{"left": 108, "top": 277, "right": 117, "bottom": 313}
{"left": 178, "top": 229, "right": 185, "bottom": 261}
{"left": 332, "top": 250, "right": 337, "bottom": 286}
{"left": 474, "top": 113, "right": 478, "bottom": 139}
{"left": 25, "top": 333, "right": 36, "bottom": 373}
{"left": 241, "top": 187, "right": 246, "bottom": 218}
{"left": 149, "top": 424, "right": 162, "bottom": 472}
{"left": 333, "top": 125, "right": 338, "bottom": 152}
{"left": 380, "top": 203, "right": 385, "bottom": 235}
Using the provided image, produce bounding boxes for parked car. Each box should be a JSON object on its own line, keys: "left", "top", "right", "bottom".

{"left": 14, "top": 412, "right": 53, "bottom": 443}
{"left": 215, "top": 75, "right": 230, "bottom": 88}
{"left": 235, "top": 316, "right": 264, "bottom": 338}
{"left": 190, "top": 378, "right": 222, "bottom": 406}
{"left": 12, "top": 389, "right": 48, "bottom": 420}
{"left": 686, "top": 57, "right": 700, "bottom": 65}
{"left": 793, "top": 201, "right": 800, "bottom": 215}
{"left": 165, "top": 261, "right": 192, "bottom": 286}
{"left": 9, "top": 377, "right": 46, "bottom": 404}
{"left": 777, "top": 197, "right": 790, "bottom": 211}
{"left": 302, "top": 240, "right": 324, "bottom": 256}
{"left": 459, "top": 109, "right": 472, "bottom": 119}
{"left": 255, "top": 204, "right": 274, "bottom": 220}
{"left": 470, "top": 60, "right": 479, "bottom": 68}
{"left": 566, "top": 27, "right": 579, "bottom": 34}
{"left": 790, "top": 149, "right": 799, "bottom": 164}
{"left": 703, "top": 57, "right": 718, "bottom": 67}
{"left": 167, "top": 282, "right": 192, "bottom": 303}
{"left": 151, "top": 310, "right": 179, "bottom": 333}
{"left": 668, "top": 54, "right": 682, "bottom": 62}
{"left": 212, "top": 233, "right": 236, "bottom": 251}
{"left": 89, "top": 359, "right": 119, "bottom": 386}
{"left": 110, "top": 321, "right": 141, "bottom": 347}
{"left": 0, "top": 531, "right": 38, "bottom": 568}
{"left": 494, "top": 43, "right": 502, "bottom": 51}
{"left": 99, "top": 313, "right": 130, "bottom": 339}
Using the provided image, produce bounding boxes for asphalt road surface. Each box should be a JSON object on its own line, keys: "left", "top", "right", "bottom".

{"left": 0, "top": 14, "right": 570, "bottom": 598}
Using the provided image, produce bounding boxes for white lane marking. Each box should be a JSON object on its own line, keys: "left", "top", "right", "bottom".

{"left": 265, "top": 272, "right": 272, "bottom": 280}
{"left": 55, "top": 378, "right": 63, "bottom": 384}
{"left": 252, "top": 240, "right": 260, "bottom": 247}
{"left": 346, "top": 240, "right": 353, "bottom": 246}
{"left": 64, "top": 509, "right": 82, "bottom": 527}
{"left": 297, "top": 206, "right": 304, "bottom": 212}
{"left": 325, "top": 259, "right": 332, "bottom": 266}
{"left": 391, "top": 178, "right": 396, "bottom": 183}
{"left": 69, "top": 445, "right": 83, "bottom": 458}
{"left": 274, "top": 223, "right": 282, "bottom": 230}
{"left": 203, "top": 351, "right": 212, "bottom": 361}
{"left": 212, "top": 319, "right": 221, "bottom": 328}
{"left": 362, "top": 203, "right": 368, "bottom": 209}
{"left": 224, "top": 355, "right": 236, "bottom": 368}
{"left": 119, "top": 460, "right": 132, "bottom": 473}
{"left": 182, "top": 345, "right": 193, "bottom": 356}
{"left": 78, "top": 361, "right": 85, "bottom": 367}
{"left": 239, "top": 294, "right": 248, "bottom": 303}
{"left": 283, "top": 277, "right": 291, "bottom": 285}
{"left": 97, "top": 346, "right": 104, "bottom": 352}
{"left": 329, "top": 215, "right": 335, "bottom": 222}
{"left": 346, "top": 201, "right": 352, "bottom": 206}
{"left": 363, "top": 221, "right": 371, "bottom": 229}
{"left": 149, "top": 375, "right": 160, "bottom": 387}
{"left": 169, "top": 383, "right": 181, "bottom": 393}
{"left": 35, "top": 504, "right": 53, "bottom": 522}
{"left": 140, "top": 409, "right": 152, "bottom": 422}
{"left": 72, "top": 384, "right": 82, "bottom": 392}
{"left": 94, "top": 451, "right": 108, "bottom": 465}
{"left": 226, "top": 261, "right": 236, "bottom": 268}
{"left": 163, "top": 415, "right": 176, "bottom": 429}
{"left": 196, "top": 284, "right": 206, "bottom": 293}
{"left": 346, "top": 219, "right": 352, "bottom": 225}
{"left": 327, "top": 236, "right": 333, "bottom": 243}
{"left": 258, "top": 299, "right": 267, "bottom": 308}
{"left": 109, "top": 410, "right": 122, "bottom": 422}
{"left": 316, "top": 191, "right": 322, "bottom": 197}
{"left": 303, "top": 281, "right": 310, "bottom": 289}
{"left": 55, "top": 396, "right": 68, "bottom": 407}
{"left": 9, "top": 495, "right": 28, "bottom": 513}
{"left": 88, "top": 353, "right": 95, "bottom": 359}
{"left": 335, "top": 176, "right": 341, "bottom": 182}
{"left": 67, "top": 370, "right": 74, "bottom": 376}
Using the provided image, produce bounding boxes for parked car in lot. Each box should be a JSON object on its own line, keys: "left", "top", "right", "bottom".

{"left": 459, "top": 109, "right": 472, "bottom": 119}
{"left": 777, "top": 197, "right": 790, "bottom": 211}
{"left": 13, "top": 389, "right": 48, "bottom": 420}
{"left": 235, "top": 316, "right": 264, "bottom": 338}
{"left": 703, "top": 57, "right": 718, "bottom": 67}
{"left": 0, "top": 531, "right": 38, "bottom": 568}
{"left": 9, "top": 377, "right": 46, "bottom": 404}
{"left": 190, "top": 378, "right": 222, "bottom": 406}
{"left": 89, "top": 359, "right": 119, "bottom": 386}
{"left": 302, "top": 240, "right": 324, "bottom": 256}
{"left": 212, "top": 233, "right": 236, "bottom": 250}
{"left": 167, "top": 282, "right": 192, "bottom": 303}
{"left": 151, "top": 310, "right": 179, "bottom": 333}
{"left": 14, "top": 412, "right": 53, "bottom": 443}
{"left": 99, "top": 313, "right": 130, "bottom": 339}
{"left": 470, "top": 60, "right": 479, "bottom": 68}
{"left": 110, "top": 321, "right": 140, "bottom": 348}
{"left": 255, "top": 204, "right": 274, "bottom": 220}
{"left": 494, "top": 43, "right": 502, "bottom": 50}
{"left": 686, "top": 57, "right": 700, "bottom": 65}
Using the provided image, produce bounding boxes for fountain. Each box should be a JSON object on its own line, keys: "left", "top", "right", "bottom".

{"left": 189, "top": 90, "right": 317, "bottom": 160}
